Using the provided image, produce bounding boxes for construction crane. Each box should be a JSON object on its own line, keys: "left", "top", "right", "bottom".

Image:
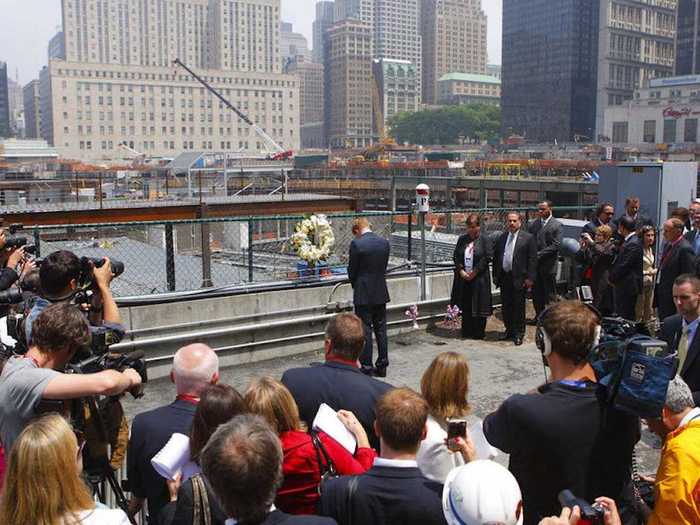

{"left": 173, "top": 58, "right": 294, "bottom": 161}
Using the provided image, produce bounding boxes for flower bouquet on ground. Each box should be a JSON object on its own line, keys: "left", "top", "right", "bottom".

{"left": 428, "top": 304, "right": 463, "bottom": 339}
{"left": 405, "top": 304, "right": 420, "bottom": 330}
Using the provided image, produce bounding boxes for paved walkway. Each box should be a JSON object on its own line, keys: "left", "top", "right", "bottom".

{"left": 122, "top": 324, "right": 662, "bottom": 476}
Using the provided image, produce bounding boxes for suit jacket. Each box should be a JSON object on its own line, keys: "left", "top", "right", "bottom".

{"left": 657, "top": 238, "right": 696, "bottom": 317}
{"left": 493, "top": 229, "right": 537, "bottom": 288}
{"left": 281, "top": 361, "right": 393, "bottom": 450}
{"left": 348, "top": 232, "right": 390, "bottom": 306}
{"left": 658, "top": 314, "right": 700, "bottom": 406}
{"left": 612, "top": 214, "right": 654, "bottom": 233}
{"left": 127, "top": 400, "right": 197, "bottom": 523}
{"left": 528, "top": 217, "right": 563, "bottom": 276}
{"left": 319, "top": 465, "right": 446, "bottom": 525}
{"left": 450, "top": 234, "right": 493, "bottom": 317}
{"left": 609, "top": 235, "right": 643, "bottom": 295}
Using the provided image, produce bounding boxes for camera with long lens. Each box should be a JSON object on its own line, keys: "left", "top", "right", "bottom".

{"left": 78, "top": 257, "right": 125, "bottom": 288}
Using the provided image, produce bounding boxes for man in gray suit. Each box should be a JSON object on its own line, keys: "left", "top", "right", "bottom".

{"left": 528, "top": 200, "right": 563, "bottom": 319}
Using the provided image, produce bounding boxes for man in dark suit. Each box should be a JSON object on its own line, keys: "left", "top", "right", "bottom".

{"left": 609, "top": 216, "right": 643, "bottom": 321}
{"left": 657, "top": 219, "right": 696, "bottom": 322}
{"left": 582, "top": 202, "right": 616, "bottom": 238}
{"left": 613, "top": 196, "right": 654, "bottom": 233}
{"left": 281, "top": 313, "right": 392, "bottom": 449}
{"left": 202, "top": 414, "right": 337, "bottom": 525}
{"left": 127, "top": 344, "right": 220, "bottom": 523}
{"left": 658, "top": 274, "right": 700, "bottom": 406}
{"left": 528, "top": 200, "right": 563, "bottom": 318}
{"left": 493, "top": 212, "right": 537, "bottom": 346}
{"left": 684, "top": 200, "right": 700, "bottom": 256}
{"left": 348, "top": 217, "right": 391, "bottom": 376}
{"left": 320, "top": 388, "right": 445, "bottom": 525}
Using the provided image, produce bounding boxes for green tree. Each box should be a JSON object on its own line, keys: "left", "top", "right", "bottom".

{"left": 387, "top": 104, "right": 501, "bottom": 145}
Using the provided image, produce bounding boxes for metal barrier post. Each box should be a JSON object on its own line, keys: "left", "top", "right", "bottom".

{"left": 420, "top": 211, "right": 427, "bottom": 301}
{"left": 165, "top": 223, "right": 176, "bottom": 292}
{"left": 33, "top": 227, "right": 41, "bottom": 258}
{"left": 200, "top": 221, "right": 213, "bottom": 288}
{"left": 248, "top": 219, "right": 254, "bottom": 282}
{"left": 407, "top": 210, "right": 413, "bottom": 260}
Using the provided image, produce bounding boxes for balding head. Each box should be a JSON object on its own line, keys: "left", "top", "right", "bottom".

{"left": 171, "top": 343, "right": 220, "bottom": 396}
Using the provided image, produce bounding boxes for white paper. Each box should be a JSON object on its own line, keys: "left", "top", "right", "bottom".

{"left": 312, "top": 403, "right": 357, "bottom": 454}
{"left": 151, "top": 433, "right": 192, "bottom": 480}
{"left": 469, "top": 420, "right": 499, "bottom": 460}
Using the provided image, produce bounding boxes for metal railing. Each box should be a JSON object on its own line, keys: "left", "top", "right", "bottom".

{"left": 24, "top": 206, "right": 594, "bottom": 297}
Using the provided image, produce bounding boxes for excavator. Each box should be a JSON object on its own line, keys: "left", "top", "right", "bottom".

{"left": 173, "top": 59, "right": 294, "bottom": 161}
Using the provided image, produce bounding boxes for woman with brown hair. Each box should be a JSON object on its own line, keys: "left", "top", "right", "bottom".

{"left": 637, "top": 225, "right": 657, "bottom": 332}
{"left": 417, "top": 351, "right": 490, "bottom": 483}
{"left": 161, "top": 383, "right": 247, "bottom": 525}
{"left": 0, "top": 414, "right": 129, "bottom": 525}
{"left": 245, "top": 376, "right": 376, "bottom": 515}
{"left": 450, "top": 214, "right": 493, "bottom": 339}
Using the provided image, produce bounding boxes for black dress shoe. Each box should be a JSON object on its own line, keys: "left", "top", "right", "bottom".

{"left": 374, "top": 367, "right": 387, "bottom": 378}
{"left": 513, "top": 335, "right": 524, "bottom": 346}
{"left": 360, "top": 366, "right": 374, "bottom": 376}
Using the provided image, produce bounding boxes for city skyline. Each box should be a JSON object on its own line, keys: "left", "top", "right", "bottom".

{"left": 0, "top": 0, "right": 503, "bottom": 85}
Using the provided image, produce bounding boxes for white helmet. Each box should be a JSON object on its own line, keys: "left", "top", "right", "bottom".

{"left": 442, "top": 461, "right": 524, "bottom": 525}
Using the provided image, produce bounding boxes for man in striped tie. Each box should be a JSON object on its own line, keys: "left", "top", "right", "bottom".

{"left": 658, "top": 274, "right": 700, "bottom": 406}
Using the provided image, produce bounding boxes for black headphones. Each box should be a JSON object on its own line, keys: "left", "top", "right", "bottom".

{"left": 535, "top": 301, "right": 602, "bottom": 362}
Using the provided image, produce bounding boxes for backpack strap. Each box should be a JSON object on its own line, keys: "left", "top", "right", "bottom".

{"left": 191, "top": 475, "right": 212, "bottom": 525}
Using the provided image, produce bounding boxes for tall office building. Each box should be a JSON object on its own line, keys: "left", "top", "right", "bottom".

{"left": 285, "top": 55, "right": 325, "bottom": 148}
{"left": 39, "top": 66, "right": 54, "bottom": 146}
{"left": 421, "top": 0, "right": 487, "bottom": 104}
{"left": 7, "top": 78, "right": 24, "bottom": 136}
{"left": 595, "top": 0, "right": 677, "bottom": 138}
{"left": 324, "top": 19, "right": 373, "bottom": 148}
{"left": 281, "top": 22, "right": 312, "bottom": 65}
{"left": 502, "top": 0, "right": 599, "bottom": 142}
{"left": 23, "top": 80, "right": 41, "bottom": 139}
{"left": 313, "top": 1, "right": 335, "bottom": 63}
{"left": 503, "top": 0, "right": 676, "bottom": 143}
{"left": 0, "top": 62, "right": 10, "bottom": 138}
{"left": 677, "top": 0, "right": 699, "bottom": 75}
{"left": 335, "top": 0, "right": 374, "bottom": 26}
{"left": 48, "top": 31, "right": 66, "bottom": 60}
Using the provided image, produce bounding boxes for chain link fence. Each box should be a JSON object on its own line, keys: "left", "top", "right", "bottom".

{"left": 27, "top": 206, "right": 593, "bottom": 296}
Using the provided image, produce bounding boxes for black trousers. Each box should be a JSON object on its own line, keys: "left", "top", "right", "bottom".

{"left": 501, "top": 273, "right": 526, "bottom": 337}
{"left": 533, "top": 269, "right": 557, "bottom": 317}
{"left": 460, "top": 281, "right": 487, "bottom": 339}
{"left": 614, "top": 287, "right": 637, "bottom": 322}
{"left": 355, "top": 304, "right": 388, "bottom": 369}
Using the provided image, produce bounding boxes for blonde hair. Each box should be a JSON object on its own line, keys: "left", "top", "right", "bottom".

{"left": 244, "top": 377, "right": 306, "bottom": 434}
{"left": 351, "top": 217, "right": 371, "bottom": 234}
{"left": 595, "top": 224, "right": 613, "bottom": 239}
{"left": 0, "top": 414, "right": 94, "bottom": 525}
{"left": 420, "top": 352, "right": 471, "bottom": 421}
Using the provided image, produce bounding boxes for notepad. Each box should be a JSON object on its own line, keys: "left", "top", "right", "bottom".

{"left": 312, "top": 403, "right": 357, "bottom": 454}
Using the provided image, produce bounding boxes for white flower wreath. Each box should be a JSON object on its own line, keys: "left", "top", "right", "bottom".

{"left": 289, "top": 214, "right": 335, "bottom": 266}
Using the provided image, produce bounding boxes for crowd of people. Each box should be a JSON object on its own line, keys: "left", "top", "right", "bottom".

{"left": 0, "top": 204, "right": 695, "bottom": 525}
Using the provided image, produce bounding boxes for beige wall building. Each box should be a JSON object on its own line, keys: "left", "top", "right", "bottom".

{"left": 48, "top": 60, "right": 299, "bottom": 160}
{"left": 284, "top": 56, "right": 324, "bottom": 149}
{"left": 595, "top": 0, "right": 677, "bottom": 139}
{"left": 324, "top": 20, "right": 373, "bottom": 148}
{"left": 437, "top": 73, "right": 500, "bottom": 106}
{"left": 421, "top": 0, "right": 487, "bottom": 104}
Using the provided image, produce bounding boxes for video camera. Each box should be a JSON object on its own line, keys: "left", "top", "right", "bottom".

{"left": 3, "top": 223, "right": 36, "bottom": 253}
{"left": 69, "top": 349, "right": 147, "bottom": 396}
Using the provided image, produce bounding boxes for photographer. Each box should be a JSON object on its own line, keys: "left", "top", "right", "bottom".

{"left": 24, "top": 250, "right": 123, "bottom": 345}
{"left": 0, "top": 302, "right": 141, "bottom": 452}
{"left": 482, "top": 300, "right": 639, "bottom": 525}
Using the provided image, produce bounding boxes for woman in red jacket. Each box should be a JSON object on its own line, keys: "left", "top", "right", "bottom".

{"left": 244, "top": 376, "right": 376, "bottom": 515}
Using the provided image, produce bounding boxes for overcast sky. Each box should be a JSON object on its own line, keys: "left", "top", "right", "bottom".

{"left": 0, "top": 0, "right": 502, "bottom": 86}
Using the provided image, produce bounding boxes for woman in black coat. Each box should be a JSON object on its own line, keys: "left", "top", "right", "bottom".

{"left": 450, "top": 213, "right": 493, "bottom": 339}
{"left": 578, "top": 223, "right": 616, "bottom": 316}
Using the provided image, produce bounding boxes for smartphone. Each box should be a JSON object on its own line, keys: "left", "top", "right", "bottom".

{"left": 446, "top": 419, "right": 467, "bottom": 440}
